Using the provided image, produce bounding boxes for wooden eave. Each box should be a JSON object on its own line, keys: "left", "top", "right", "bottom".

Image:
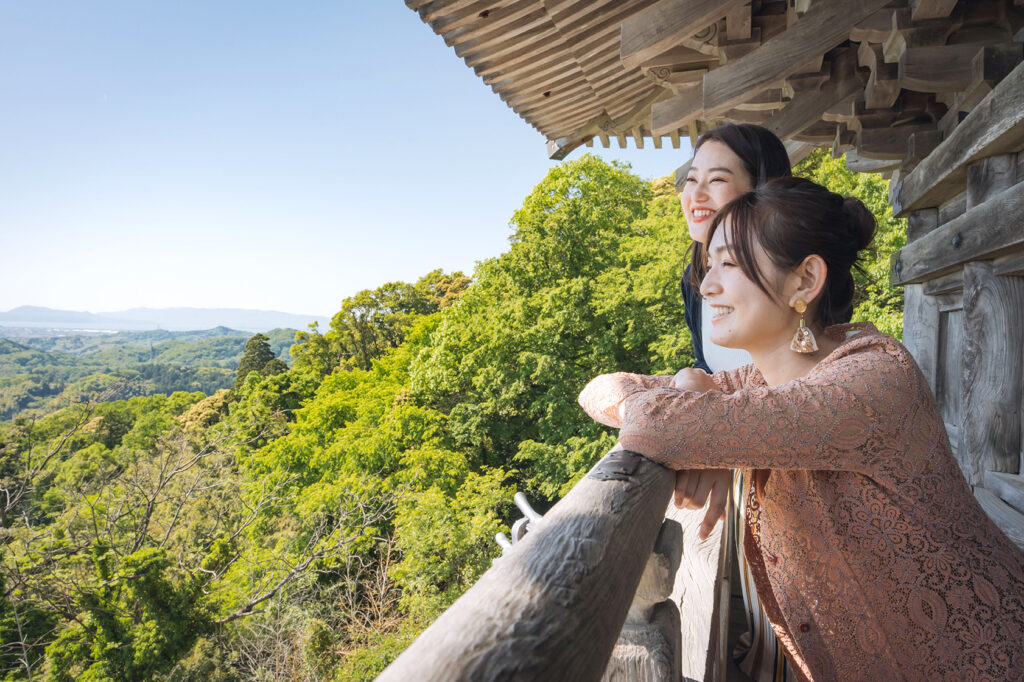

{"left": 406, "top": 0, "right": 1024, "bottom": 178}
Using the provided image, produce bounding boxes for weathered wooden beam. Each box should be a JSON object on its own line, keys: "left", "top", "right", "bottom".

{"left": 619, "top": 0, "right": 743, "bottom": 70}
{"left": 881, "top": 11, "right": 959, "bottom": 64}
{"left": 960, "top": 262, "right": 1024, "bottom": 486}
{"left": 892, "top": 180, "right": 1024, "bottom": 285}
{"left": 726, "top": 2, "right": 752, "bottom": 40}
{"left": 547, "top": 91, "right": 667, "bottom": 160}
{"left": 651, "top": 83, "right": 704, "bottom": 136}
{"left": 700, "top": 0, "right": 893, "bottom": 115}
{"left": 922, "top": 270, "right": 963, "bottom": 296}
{"left": 378, "top": 448, "right": 675, "bottom": 681}
{"left": 995, "top": 250, "right": 1024, "bottom": 277}
{"left": 904, "top": 130, "right": 944, "bottom": 168}
{"left": 902, "top": 284, "right": 939, "bottom": 393}
{"left": 986, "top": 472, "right": 1024, "bottom": 514}
{"left": 898, "top": 43, "right": 984, "bottom": 92}
{"left": 910, "top": 0, "right": 958, "bottom": 21}
{"left": 905, "top": 207, "right": 939, "bottom": 243}
{"left": 858, "top": 124, "right": 936, "bottom": 159}
{"left": 975, "top": 487, "right": 1024, "bottom": 550}
{"left": 844, "top": 150, "right": 899, "bottom": 173}
{"left": 765, "top": 75, "right": 863, "bottom": 141}
{"left": 792, "top": 120, "right": 838, "bottom": 143}
{"left": 850, "top": 7, "right": 909, "bottom": 43}
{"left": 891, "top": 60, "right": 1024, "bottom": 216}
{"left": 967, "top": 154, "right": 1018, "bottom": 209}
{"left": 859, "top": 41, "right": 901, "bottom": 109}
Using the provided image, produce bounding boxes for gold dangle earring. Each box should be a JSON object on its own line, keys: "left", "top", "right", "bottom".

{"left": 790, "top": 300, "right": 818, "bottom": 353}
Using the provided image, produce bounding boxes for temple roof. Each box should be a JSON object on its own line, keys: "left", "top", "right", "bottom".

{"left": 408, "top": 0, "right": 1024, "bottom": 182}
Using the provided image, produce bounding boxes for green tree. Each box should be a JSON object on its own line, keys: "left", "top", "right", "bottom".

{"left": 410, "top": 155, "right": 689, "bottom": 494}
{"left": 290, "top": 270, "right": 469, "bottom": 379}
{"left": 233, "top": 334, "right": 286, "bottom": 393}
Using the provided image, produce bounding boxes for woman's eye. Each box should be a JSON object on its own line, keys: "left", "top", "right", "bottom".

{"left": 685, "top": 176, "right": 696, "bottom": 183}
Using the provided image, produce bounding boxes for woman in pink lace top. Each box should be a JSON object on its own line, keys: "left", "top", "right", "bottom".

{"left": 579, "top": 177, "right": 1024, "bottom": 681}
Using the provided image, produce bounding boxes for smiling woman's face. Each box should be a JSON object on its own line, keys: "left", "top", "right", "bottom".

{"left": 680, "top": 140, "right": 753, "bottom": 244}
{"left": 699, "top": 218, "right": 792, "bottom": 354}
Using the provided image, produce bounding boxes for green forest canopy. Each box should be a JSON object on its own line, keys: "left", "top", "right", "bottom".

{"left": 0, "top": 152, "right": 904, "bottom": 681}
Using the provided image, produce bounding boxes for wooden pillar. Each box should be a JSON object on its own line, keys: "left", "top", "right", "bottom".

{"left": 960, "top": 261, "right": 1024, "bottom": 484}
{"left": 901, "top": 283, "right": 939, "bottom": 393}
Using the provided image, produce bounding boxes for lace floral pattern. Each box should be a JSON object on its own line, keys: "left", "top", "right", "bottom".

{"left": 579, "top": 324, "right": 1024, "bottom": 681}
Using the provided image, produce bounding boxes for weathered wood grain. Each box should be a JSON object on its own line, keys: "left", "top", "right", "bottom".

{"left": 619, "top": 0, "right": 743, "bottom": 70}
{"left": 378, "top": 448, "right": 675, "bottom": 682}
{"left": 858, "top": 123, "right": 935, "bottom": 160}
{"left": 765, "top": 75, "right": 864, "bottom": 141}
{"left": 664, "top": 500, "right": 728, "bottom": 681}
{"left": 994, "top": 249, "right": 1024, "bottom": 277}
{"left": 901, "top": 284, "right": 939, "bottom": 394}
{"left": 922, "top": 270, "right": 963, "bottom": 296}
{"left": 905, "top": 208, "right": 939, "bottom": 243}
{"left": 975, "top": 487, "right": 1024, "bottom": 550}
{"left": 937, "top": 302, "right": 964, "bottom": 439}
{"left": 651, "top": 83, "right": 704, "bottom": 136}
{"left": 858, "top": 41, "right": 900, "bottom": 109}
{"left": 602, "top": 521, "right": 682, "bottom": 682}
{"left": 891, "top": 179, "right": 1024, "bottom": 285}
{"left": 910, "top": 0, "right": 959, "bottom": 21}
{"left": 985, "top": 471, "right": 1024, "bottom": 515}
{"left": 898, "top": 43, "right": 983, "bottom": 93}
{"left": 966, "top": 153, "right": 1017, "bottom": 209}
{"left": 891, "top": 60, "right": 1024, "bottom": 216}
{"left": 960, "top": 262, "right": 1024, "bottom": 486}
{"left": 700, "top": 0, "right": 892, "bottom": 114}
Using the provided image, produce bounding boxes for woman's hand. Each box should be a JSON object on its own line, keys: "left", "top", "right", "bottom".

{"left": 674, "top": 469, "right": 732, "bottom": 540}
{"left": 670, "top": 367, "right": 717, "bottom": 392}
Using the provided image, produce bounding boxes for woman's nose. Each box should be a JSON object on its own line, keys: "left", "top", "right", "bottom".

{"left": 699, "top": 270, "right": 720, "bottom": 297}
{"left": 693, "top": 179, "right": 709, "bottom": 200}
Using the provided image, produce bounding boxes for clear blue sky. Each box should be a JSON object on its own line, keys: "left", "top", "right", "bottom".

{"left": 0, "top": 2, "right": 692, "bottom": 318}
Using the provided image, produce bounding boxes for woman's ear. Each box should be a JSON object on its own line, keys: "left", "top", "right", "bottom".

{"left": 786, "top": 255, "right": 828, "bottom": 311}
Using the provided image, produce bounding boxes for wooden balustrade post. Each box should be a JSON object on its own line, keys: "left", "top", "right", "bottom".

{"left": 600, "top": 520, "right": 683, "bottom": 681}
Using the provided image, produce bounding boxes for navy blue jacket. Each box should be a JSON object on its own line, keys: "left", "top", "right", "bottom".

{"left": 681, "top": 265, "right": 711, "bottom": 374}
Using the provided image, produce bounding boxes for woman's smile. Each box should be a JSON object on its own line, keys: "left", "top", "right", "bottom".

{"left": 690, "top": 207, "right": 716, "bottom": 223}
{"left": 708, "top": 304, "right": 734, "bottom": 322}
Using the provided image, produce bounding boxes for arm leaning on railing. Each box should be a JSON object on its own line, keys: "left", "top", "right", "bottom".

{"left": 377, "top": 446, "right": 676, "bottom": 682}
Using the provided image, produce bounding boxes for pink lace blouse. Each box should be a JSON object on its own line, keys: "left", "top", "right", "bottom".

{"left": 579, "top": 323, "right": 1024, "bottom": 681}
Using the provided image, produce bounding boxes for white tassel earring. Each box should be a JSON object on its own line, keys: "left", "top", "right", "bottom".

{"left": 790, "top": 300, "right": 818, "bottom": 354}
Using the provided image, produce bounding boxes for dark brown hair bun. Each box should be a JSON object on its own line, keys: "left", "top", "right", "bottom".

{"left": 705, "top": 176, "right": 877, "bottom": 327}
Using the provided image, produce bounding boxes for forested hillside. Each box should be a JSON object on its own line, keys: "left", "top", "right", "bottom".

{"left": 0, "top": 152, "right": 905, "bottom": 681}
{"left": 0, "top": 328, "right": 295, "bottom": 420}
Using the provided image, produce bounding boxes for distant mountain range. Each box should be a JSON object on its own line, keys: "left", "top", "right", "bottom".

{"left": 0, "top": 306, "right": 330, "bottom": 333}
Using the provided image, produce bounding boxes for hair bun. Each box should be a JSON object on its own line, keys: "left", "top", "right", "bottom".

{"left": 842, "top": 196, "right": 876, "bottom": 252}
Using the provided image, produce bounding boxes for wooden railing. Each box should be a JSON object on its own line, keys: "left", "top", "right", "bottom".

{"left": 378, "top": 446, "right": 731, "bottom": 681}
{"left": 378, "top": 446, "right": 674, "bottom": 680}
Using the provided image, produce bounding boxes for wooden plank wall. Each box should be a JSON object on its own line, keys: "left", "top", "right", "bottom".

{"left": 892, "top": 62, "right": 1024, "bottom": 548}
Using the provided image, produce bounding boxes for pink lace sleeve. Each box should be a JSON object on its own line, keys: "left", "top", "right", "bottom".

{"left": 577, "top": 373, "right": 674, "bottom": 428}
{"left": 617, "top": 338, "right": 909, "bottom": 473}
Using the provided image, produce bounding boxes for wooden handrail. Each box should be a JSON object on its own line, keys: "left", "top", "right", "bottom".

{"left": 377, "top": 447, "right": 675, "bottom": 681}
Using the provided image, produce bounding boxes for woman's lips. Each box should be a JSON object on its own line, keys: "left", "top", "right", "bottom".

{"left": 690, "top": 207, "right": 715, "bottom": 223}
{"left": 709, "top": 305, "right": 733, "bottom": 323}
